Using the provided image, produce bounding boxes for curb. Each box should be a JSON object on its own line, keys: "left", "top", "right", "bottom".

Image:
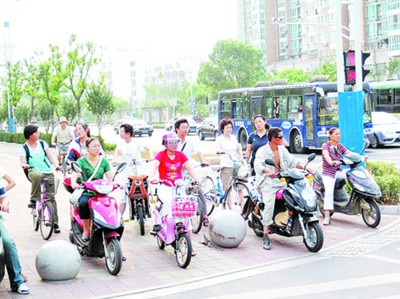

{"left": 380, "top": 205, "right": 400, "bottom": 215}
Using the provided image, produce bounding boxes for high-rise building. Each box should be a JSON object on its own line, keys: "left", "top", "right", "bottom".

{"left": 238, "top": 0, "right": 400, "bottom": 79}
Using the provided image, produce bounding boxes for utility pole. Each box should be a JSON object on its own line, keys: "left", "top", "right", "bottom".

{"left": 354, "top": 0, "right": 363, "bottom": 91}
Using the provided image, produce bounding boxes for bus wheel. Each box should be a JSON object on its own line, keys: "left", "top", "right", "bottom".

{"left": 290, "top": 130, "right": 306, "bottom": 154}
{"left": 238, "top": 129, "right": 248, "bottom": 151}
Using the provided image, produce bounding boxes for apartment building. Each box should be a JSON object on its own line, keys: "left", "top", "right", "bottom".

{"left": 238, "top": 0, "right": 400, "bottom": 79}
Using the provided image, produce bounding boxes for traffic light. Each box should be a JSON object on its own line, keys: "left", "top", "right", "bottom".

{"left": 343, "top": 50, "right": 371, "bottom": 84}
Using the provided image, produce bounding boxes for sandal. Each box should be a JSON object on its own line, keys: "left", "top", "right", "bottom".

{"left": 322, "top": 218, "right": 331, "bottom": 226}
{"left": 203, "top": 217, "right": 209, "bottom": 227}
{"left": 191, "top": 246, "right": 197, "bottom": 257}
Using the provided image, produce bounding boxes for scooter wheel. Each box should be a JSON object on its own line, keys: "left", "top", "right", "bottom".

{"left": 303, "top": 222, "right": 324, "bottom": 252}
{"left": 175, "top": 234, "right": 191, "bottom": 268}
{"left": 361, "top": 200, "right": 381, "bottom": 228}
{"left": 105, "top": 239, "right": 122, "bottom": 275}
{"left": 157, "top": 235, "right": 165, "bottom": 249}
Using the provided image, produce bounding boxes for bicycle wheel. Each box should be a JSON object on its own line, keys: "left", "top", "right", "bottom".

{"left": 191, "top": 196, "right": 203, "bottom": 234}
{"left": 202, "top": 176, "right": 217, "bottom": 216}
{"left": 175, "top": 233, "right": 192, "bottom": 269}
{"left": 138, "top": 205, "right": 145, "bottom": 236}
{"left": 40, "top": 201, "right": 55, "bottom": 240}
{"left": 225, "top": 181, "right": 251, "bottom": 215}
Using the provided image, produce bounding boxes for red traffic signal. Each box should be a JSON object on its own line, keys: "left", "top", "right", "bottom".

{"left": 343, "top": 50, "right": 371, "bottom": 84}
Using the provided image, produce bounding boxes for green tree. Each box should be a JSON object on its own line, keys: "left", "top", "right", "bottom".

{"left": 58, "top": 95, "right": 78, "bottom": 124}
{"left": 84, "top": 78, "right": 115, "bottom": 136}
{"left": 50, "top": 34, "right": 100, "bottom": 120}
{"left": 385, "top": 58, "right": 400, "bottom": 79}
{"left": 197, "top": 40, "right": 266, "bottom": 96}
{"left": 24, "top": 55, "right": 42, "bottom": 122}
{"left": 2, "top": 61, "right": 26, "bottom": 126}
{"left": 312, "top": 59, "right": 337, "bottom": 81}
{"left": 272, "top": 68, "right": 311, "bottom": 84}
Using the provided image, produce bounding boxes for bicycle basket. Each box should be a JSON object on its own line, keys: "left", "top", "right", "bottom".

{"left": 233, "top": 161, "right": 249, "bottom": 178}
{"left": 58, "top": 143, "right": 69, "bottom": 155}
{"left": 171, "top": 196, "right": 197, "bottom": 218}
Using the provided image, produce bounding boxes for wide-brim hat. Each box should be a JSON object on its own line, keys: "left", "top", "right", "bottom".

{"left": 274, "top": 211, "right": 289, "bottom": 227}
{"left": 59, "top": 117, "right": 68, "bottom": 123}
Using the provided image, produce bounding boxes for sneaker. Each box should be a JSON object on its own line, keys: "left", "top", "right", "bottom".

{"left": 262, "top": 235, "right": 271, "bottom": 250}
{"left": 191, "top": 245, "right": 197, "bottom": 256}
{"left": 54, "top": 224, "right": 61, "bottom": 234}
{"left": 27, "top": 200, "right": 35, "bottom": 208}
{"left": 12, "top": 283, "right": 30, "bottom": 295}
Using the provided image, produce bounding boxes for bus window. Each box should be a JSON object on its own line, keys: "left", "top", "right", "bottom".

{"left": 288, "top": 95, "right": 303, "bottom": 119}
{"left": 318, "top": 95, "right": 338, "bottom": 126}
{"left": 265, "top": 97, "right": 273, "bottom": 119}
{"left": 273, "top": 97, "right": 287, "bottom": 119}
{"left": 395, "top": 88, "right": 400, "bottom": 105}
{"left": 220, "top": 98, "right": 232, "bottom": 119}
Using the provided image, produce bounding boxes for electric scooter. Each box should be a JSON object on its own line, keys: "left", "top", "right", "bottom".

{"left": 67, "top": 162, "right": 126, "bottom": 275}
{"left": 246, "top": 153, "right": 324, "bottom": 252}
{"left": 150, "top": 179, "right": 196, "bottom": 268}
{"left": 312, "top": 141, "right": 381, "bottom": 228}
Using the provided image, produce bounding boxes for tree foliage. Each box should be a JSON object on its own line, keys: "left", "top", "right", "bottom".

{"left": 197, "top": 40, "right": 266, "bottom": 97}
{"left": 84, "top": 77, "right": 115, "bottom": 136}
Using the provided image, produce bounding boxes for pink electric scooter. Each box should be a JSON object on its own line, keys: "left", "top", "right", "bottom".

{"left": 150, "top": 179, "right": 197, "bottom": 268}
{"left": 66, "top": 162, "right": 126, "bottom": 275}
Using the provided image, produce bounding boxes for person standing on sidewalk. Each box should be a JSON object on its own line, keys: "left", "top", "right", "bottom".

{"left": 174, "top": 118, "right": 210, "bottom": 226}
{"left": 0, "top": 165, "right": 30, "bottom": 295}
{"left": 51, "top": 116, "right": 74, "bottom": 164}
{"left": 19, "top": 124, "right": 62, "bottom": 233}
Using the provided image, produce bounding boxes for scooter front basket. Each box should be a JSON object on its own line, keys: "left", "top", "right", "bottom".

{"left": 171, "top": 196, "right": 197, "bottom": 218}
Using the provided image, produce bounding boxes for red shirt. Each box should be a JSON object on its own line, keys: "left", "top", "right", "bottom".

{"left": 155, "top": 150, "right": 188, "bottom": 184}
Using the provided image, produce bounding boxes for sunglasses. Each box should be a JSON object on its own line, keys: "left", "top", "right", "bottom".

{"left": 167, "top": 140, "right": 179, "bottom": 145}
{"left": 275, "top": 136, "right": 284, "bottom": 139}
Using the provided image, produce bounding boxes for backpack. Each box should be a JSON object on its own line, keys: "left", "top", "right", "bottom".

{"left": 23, "top": 140, "right": 50, "bottom": 181}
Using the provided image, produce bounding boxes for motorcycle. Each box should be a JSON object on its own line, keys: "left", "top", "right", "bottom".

{"left": 67, "top": 162, "right": 126, "bottom": 275}
{"left": 245, "top": 153, "right": 324, "bottom": 252}
{"left": 151, "top": 179, "right": 196, "bottom": 268}
{"left": 312, "top": 141, "right": 381, "bottom": 228}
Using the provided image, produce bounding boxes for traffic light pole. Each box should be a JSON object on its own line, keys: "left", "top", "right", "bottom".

{"left": 354, "top": 0, "right": 363, "bottom": 91}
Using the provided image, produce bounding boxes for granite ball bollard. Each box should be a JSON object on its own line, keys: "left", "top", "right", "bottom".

{"left": 209, "top": 210, "right": 247, "bottom": 248}
{"left": 36, "top": 240, "right": 81, "bottom": 281}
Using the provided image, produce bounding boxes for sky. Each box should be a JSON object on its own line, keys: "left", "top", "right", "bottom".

{"left": 1, "top": 0, "right": 238, "bottom": 63}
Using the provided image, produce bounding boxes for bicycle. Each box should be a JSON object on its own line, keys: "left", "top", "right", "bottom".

{"left": 29, "top": 167, "right": 58, "bottom": 240}
{"left": 57, "top": 142, "right": 70, "bottom": 176}
{"left": 202, "top": 152, "right": 251, "bottom": 215}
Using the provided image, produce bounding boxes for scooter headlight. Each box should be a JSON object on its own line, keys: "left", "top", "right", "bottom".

{"left": 94, "top": 184, "right": 114, "bottom": 194}
{"left": 93, "top": 209, "right": 107, "bottom": 224}
{"left": 352, "top": 169, "right": 368, "bottom": 179}
{"left": 301, "top": 188, "right": 316, "bottom": 207}
{"left": 352, "top": 182, "right": 366, "bottom": 192}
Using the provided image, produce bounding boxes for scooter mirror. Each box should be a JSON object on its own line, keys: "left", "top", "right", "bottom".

{"left": 71, "top": 161, "right": 82, "bottom": 173}
{"left": 264, "top": 158, "right": 275, "bottom": 167}
{"left": 308, "top": 153, "right": 316, "bottom": 162}
{"left": 116, "top": 162, "right": 126, "bottom": 174}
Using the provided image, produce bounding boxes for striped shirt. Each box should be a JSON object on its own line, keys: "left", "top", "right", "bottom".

{"left": 322, "top": 142, "right": 347, "bottom": 178}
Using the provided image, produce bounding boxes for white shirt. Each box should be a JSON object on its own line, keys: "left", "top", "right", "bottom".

{"left": 116, "top": 138, "right": 144, "bottom": 164}
{"left": 216, "top": 134, "right": 239, "bottom": 167}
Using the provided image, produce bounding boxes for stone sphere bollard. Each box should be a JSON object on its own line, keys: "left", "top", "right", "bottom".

{"left": 209, "top": 210, "right": 247, "bottom": 248}
{"left": 36, "top": 240, "right": 81, "bottom": 281}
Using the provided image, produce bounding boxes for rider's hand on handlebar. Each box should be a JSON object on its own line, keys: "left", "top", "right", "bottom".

{"left": 111, "top": 161, "right": 118, "bottom": 167}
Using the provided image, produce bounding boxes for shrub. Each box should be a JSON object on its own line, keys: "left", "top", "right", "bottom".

{"left": 367, "top": 161, "right": 400, "bottom": 205}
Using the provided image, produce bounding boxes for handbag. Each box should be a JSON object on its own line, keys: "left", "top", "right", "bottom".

{"left": 69, "top": 157, "right": 103, "bottom": 209}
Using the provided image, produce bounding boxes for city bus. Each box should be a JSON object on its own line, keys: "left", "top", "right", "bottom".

{"left": 217, "top": 82, "right": 373, "bottom": 153}
{"left": 369, "top": 80, "right": 400, "bottom": 114}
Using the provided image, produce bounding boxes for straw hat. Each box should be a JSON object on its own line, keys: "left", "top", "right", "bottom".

{"left": 274, "top": 210, "right": 289, "bottom": 227}
{"left": 59, "top": 116, "right": 68, "bottom": 123}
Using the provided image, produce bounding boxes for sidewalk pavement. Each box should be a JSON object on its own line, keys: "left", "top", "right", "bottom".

{"left": 0, "top": 142, "right": 399, "bottom": 298}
